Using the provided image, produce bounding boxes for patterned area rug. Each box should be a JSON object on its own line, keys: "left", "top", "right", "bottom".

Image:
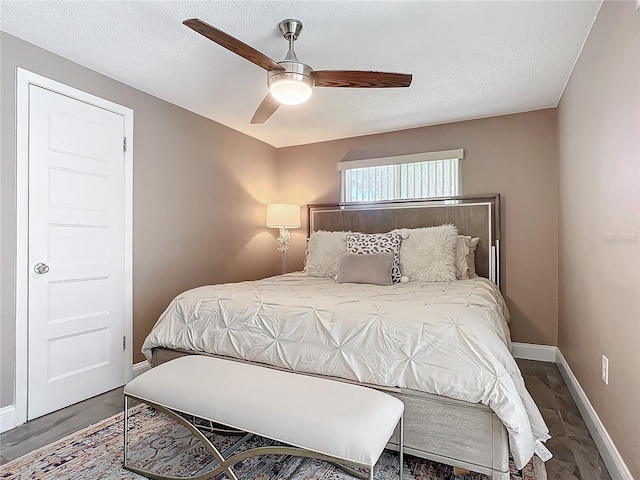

{"left": 1, "top": 405, "right": 544, "bottom": 480}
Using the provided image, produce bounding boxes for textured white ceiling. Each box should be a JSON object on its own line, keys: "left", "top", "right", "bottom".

{"left": 0, "top": 1, "right": 601, "bottom": 148}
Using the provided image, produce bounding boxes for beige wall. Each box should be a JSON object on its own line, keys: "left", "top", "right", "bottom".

{"left": 4, "top": 9, "right": 637, "bottom": 476}
{"left": 0, "top": 33, "right": 280, "bottom": 408}
{"left": 277, "top": 109, "right": 559, "bottom": 346}
{"left": 557, "top": 1, "right": 640, "bottom": 477}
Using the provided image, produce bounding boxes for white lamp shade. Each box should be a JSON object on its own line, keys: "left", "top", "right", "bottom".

{"left": 266, "top": 203, "right": 301, "bottom": 228}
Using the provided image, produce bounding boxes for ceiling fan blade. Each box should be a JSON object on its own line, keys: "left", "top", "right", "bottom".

{"left": 312, "top": 71, "right": 412, "bottom": 88}
{"left": 184, "top": 19, "right": 285, "bottom": 72}
{"left": 251, "top": 94, "right": 280, "bottom": 124}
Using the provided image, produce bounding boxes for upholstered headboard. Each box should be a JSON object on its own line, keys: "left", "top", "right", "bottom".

{"left": 308, "top": 195, "right": 501, "bottom": 287}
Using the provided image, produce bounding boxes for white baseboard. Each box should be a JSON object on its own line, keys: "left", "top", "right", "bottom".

{"left": 132, "top": 361, "right": 151, "bottom": 378}
{"left": 2, "top": 364, "right": 150, "bottom": 434}
{"left": 511, "top": 342, "right": 557, "bottom": 362}
{"left": 0, "top": 404, "right": 16, "bottom": 433}
{"left": 556, "top": 350, "right": 633, "bottom": 480}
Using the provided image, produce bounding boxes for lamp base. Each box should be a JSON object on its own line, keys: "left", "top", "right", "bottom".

{"left": 277, "top": 227, "right": 290, "bottom": 275}
{"left": 280, "top": 250, "right": 287, "bottom": 275}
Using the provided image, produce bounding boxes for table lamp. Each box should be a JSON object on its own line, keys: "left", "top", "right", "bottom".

{"left": 266, "top": 203, "right": 301, "bottom": 274}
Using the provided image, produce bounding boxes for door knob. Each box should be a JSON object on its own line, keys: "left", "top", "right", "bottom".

{"left": 34, "top": 263, "right": 50, "bottom": 274}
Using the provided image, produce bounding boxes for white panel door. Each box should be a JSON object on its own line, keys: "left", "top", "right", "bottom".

{"left": 28, "top": 85, "right": 126, "bottom": 419}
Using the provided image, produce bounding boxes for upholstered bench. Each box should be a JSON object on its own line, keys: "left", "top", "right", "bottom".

{"left": 123, "top": 355, "right": 405, "bottom": 480}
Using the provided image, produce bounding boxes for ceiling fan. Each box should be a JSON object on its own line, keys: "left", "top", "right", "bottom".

{"left": 183, "top": 18, "right": 413, "bottom": 124}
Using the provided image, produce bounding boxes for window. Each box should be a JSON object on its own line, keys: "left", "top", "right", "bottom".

{"left": 339, "top": 149, "right": 463, "bottom": 203}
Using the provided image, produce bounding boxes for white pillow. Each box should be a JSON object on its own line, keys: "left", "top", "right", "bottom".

{"left": 397, "top": 224, "right": 458, "bottom": 282}
{"left": 304, "top": 231, "right": 348, "bottom": 278}
{"left": 454, "top": 235, "right": 471, "bottom": 279}
{"left": 455, "top": 235, "right": 480, "bottom": 280}
{"left": 454, "top": 235, "right": 481, "bottom": 279}
{"left": 467, "top": 237, "right": 480, "bottom": 278}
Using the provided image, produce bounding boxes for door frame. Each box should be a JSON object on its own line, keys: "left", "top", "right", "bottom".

{"left": 15, "top": 68, "right": 133, "bottom": 426}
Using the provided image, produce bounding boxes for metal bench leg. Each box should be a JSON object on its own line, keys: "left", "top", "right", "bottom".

{"left": 123, "top": 396, "right": 240, "bottom": 480}
{"left": 368, "top": 412, "right": 404, "bottom": 480}
{"left": 123, "top": 396, "right": 129, "bottom": 466}
{"left": 399, "top": 413, "right": 404, "bottom": 479}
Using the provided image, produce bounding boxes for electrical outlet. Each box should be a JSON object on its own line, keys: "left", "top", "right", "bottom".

{"left": 601, "top": 355, "right": 609, "bottom": 385}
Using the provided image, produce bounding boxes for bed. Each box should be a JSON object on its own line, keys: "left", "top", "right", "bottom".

{"left": 143, "top": 195, "right": 550, "bottom": 479}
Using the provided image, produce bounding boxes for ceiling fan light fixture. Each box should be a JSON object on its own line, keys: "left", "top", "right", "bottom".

{"left": 269, "top": 75, "right": 313, "bottom": 105}
{"left": 268, "top": 61, "right": 314, "bottom": 106}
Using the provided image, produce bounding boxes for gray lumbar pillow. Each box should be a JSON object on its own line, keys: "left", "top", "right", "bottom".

{"left": 335, "top": 252, "right": 394, "bottom": 286}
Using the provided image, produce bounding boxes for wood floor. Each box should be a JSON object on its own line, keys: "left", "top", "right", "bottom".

{"left": 0, "top": 386, "right": 124, "bottom": 465}
{"left": 0, "top": 359, "right": 611, "bottom": 479}
{"left": 516, "top": 359, "right": 611, "bottom": 480}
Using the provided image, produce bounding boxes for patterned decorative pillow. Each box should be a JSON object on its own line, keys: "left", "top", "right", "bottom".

{"left": 346, "top": 232, "right": 402, "bottom": 283}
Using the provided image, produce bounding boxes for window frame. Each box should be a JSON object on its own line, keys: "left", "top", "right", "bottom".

{"left": 338, "top": 149, "right": 464, "bottom": 203}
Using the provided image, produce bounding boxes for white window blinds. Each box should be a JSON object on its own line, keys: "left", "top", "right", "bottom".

{"left": 338, "top": 149, "right": 463, "bottom": 203}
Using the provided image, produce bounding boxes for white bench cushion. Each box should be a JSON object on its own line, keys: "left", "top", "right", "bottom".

{"left": 125, "top": 355, "right": 404, "bottom": 467}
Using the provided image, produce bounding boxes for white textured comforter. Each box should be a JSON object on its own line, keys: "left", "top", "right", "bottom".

{"left": 142, "top": 273, "right": 550, "bottom": 469}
